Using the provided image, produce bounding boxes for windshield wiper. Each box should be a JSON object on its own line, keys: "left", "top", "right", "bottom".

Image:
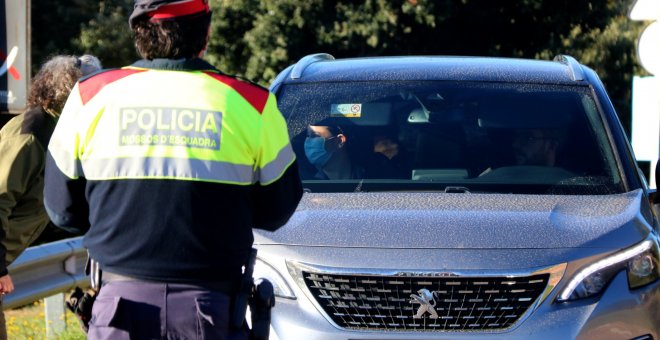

{"left": 444, "top": 186, "right": 471, "bottom": 193}
{"left": 354, "top": 179, "right": 364, "bottom": 192}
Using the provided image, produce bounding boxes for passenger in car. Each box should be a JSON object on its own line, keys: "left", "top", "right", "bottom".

{"left": 373, "top": 134, "right": 399, "bottom": 161}
{"left": 479, "top": 127, "right": 566, "bottom": 177}
{"left": 365, "top": 134, "right": 410, "bottom": 179}
{"left": 512, "top": 128, "right": 565, "bottom": 167}
{"left": 304, "top": 125, "right": 364, "bottom": 179}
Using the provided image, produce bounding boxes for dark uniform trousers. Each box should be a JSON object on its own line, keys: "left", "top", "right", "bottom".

{"left": 88, "top": 279, "right": 249, "bottom": 340}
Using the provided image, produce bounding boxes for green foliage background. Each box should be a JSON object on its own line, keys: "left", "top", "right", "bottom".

{"left": 31, "top": 0, "right": 650, "bottom": 135}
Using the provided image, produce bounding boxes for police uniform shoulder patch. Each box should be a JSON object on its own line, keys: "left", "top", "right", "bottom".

{"left": 78, "top": 68, "right": 146, "bottom": 105}
{"left": 203, "top": 71, "right": 269, "bottom": 114}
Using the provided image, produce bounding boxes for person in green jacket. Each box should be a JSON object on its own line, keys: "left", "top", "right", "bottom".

{"left": 0, "top": 54, "right": 101, "bottom": 339}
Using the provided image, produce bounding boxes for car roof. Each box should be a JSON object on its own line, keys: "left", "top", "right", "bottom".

{"left": 276, "top": 54, "right": 591, "bottom": 85}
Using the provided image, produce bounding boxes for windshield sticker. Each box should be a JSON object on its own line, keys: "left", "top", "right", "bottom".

{"left": 330, "top": 103, "right": 361, "bottom": 118}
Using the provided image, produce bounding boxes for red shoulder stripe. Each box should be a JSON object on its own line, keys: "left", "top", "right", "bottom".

{"left": 78, "top": 69, "right": 146, "bottom": 105}
{"left": 203, "top": 72, "right": 269, "bottom": 114}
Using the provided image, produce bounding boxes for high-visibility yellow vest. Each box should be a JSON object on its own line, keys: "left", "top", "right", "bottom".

{"left": 48, "top": 64, "right": 294, "bottom": 186}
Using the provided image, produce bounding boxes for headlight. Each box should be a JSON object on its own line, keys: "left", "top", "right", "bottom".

{"left": 253, "top": 257, "right": 296, "bottom": 299}
{"left": 557, "top": 236, "right": 660, "bottom": 302}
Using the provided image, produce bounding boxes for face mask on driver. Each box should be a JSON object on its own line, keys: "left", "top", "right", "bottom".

{"left": 304, "top": 137, "right": 334, "bottom": 167}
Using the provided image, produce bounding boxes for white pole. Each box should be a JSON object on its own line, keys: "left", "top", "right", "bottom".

{"left": 629, "top": 0, "right": 660, "bottom": 188}
{"left": 44, "top": 293, "right": 67, "bottom": 339}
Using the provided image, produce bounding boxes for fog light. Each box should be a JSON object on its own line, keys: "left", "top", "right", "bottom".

{"left": 254, "top": 257, "right": 296, "bottom": 299}
{"left": 582, "top": 272, "right": 606, "bottom": 294}
{"left": 629, "top": 254, "right": 654, "bottom": 277}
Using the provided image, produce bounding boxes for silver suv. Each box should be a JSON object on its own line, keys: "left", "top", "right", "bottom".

{"left": 251, "top": 54, "right": 660, "bottom": 339}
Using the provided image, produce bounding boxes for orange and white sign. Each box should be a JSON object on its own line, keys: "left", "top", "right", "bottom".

{"left": 1, "top": 0, "right": 29, "bottom": 113}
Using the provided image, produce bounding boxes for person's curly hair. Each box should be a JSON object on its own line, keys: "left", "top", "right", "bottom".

{"left": 132, "top": 12, "right": 211, "bottom": 60}
{"left": 27, "top": 56, "right": 82, "bottom": 115}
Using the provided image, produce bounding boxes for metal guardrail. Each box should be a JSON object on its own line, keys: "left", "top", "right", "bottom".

{"left": 1, "top": 237, "right": 269, "bottom": 338}
{"left": 3, "top": 236, "right": 88, "bottom": 310}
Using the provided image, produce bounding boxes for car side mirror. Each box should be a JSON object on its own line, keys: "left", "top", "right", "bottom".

{"left": 647, "top": 161, "right": 660, "bottom": 224}
{"left": 650, "top": 160, "right": 660, "bottom": 224}
{"left": 656, "top": 159, "right": 659, "bottom": 192}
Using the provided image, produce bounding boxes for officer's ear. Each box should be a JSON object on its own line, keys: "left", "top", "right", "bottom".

{"left": 198, "top": 23, "right": 212, "bottom": 58}
{"left": 336, "top": 134, "right": 347, "bottom": 148}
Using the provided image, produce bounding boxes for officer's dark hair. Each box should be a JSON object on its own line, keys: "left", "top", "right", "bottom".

{"left": 132, "top": 12, "right": 211, "bottom": 60}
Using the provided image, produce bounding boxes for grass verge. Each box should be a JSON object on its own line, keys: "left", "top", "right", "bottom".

{"left": 5, "top": 300, "right": 86, "bottom": 339}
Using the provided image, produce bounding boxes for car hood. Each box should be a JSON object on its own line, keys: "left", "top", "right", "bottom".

{"left": 254, "top": 189, "right": 651, "bottom": 249}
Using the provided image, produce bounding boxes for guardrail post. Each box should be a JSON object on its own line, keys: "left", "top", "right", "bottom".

{"left": 44, "top": 293, "right": 66, "bottom": 339}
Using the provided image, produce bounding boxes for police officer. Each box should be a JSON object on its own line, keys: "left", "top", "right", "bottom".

{"left": 43, "top": 1, "right": 302, "bottom": 338}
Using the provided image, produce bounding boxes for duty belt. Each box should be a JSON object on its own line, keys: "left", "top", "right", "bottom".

{"left": 102, "top": 270, "right": 239, "bottom": 294}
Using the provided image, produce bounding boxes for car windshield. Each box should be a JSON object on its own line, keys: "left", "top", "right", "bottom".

{"left": 277, "top": 81, "right": 624, "bottom": 195}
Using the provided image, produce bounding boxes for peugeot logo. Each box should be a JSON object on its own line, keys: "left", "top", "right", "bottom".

{"left": 409, "top": 288, "right": 439, "bottom": 319}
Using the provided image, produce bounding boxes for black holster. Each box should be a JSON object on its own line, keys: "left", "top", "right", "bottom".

{"left": 249, "top": 279, "right": 275, "bottom": 340}
{"left": 230, "top": 249, "right": 275, "bottom": 339}
{"left": 66, "top": 253, "right": 101, "bottom": 333}
{"left": 66, "top": 287, "right": 97, "bottom": 333}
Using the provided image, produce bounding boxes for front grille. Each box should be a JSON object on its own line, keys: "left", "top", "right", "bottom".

{"left": 302, "top": 271, "right": 549, "bottom": 331}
